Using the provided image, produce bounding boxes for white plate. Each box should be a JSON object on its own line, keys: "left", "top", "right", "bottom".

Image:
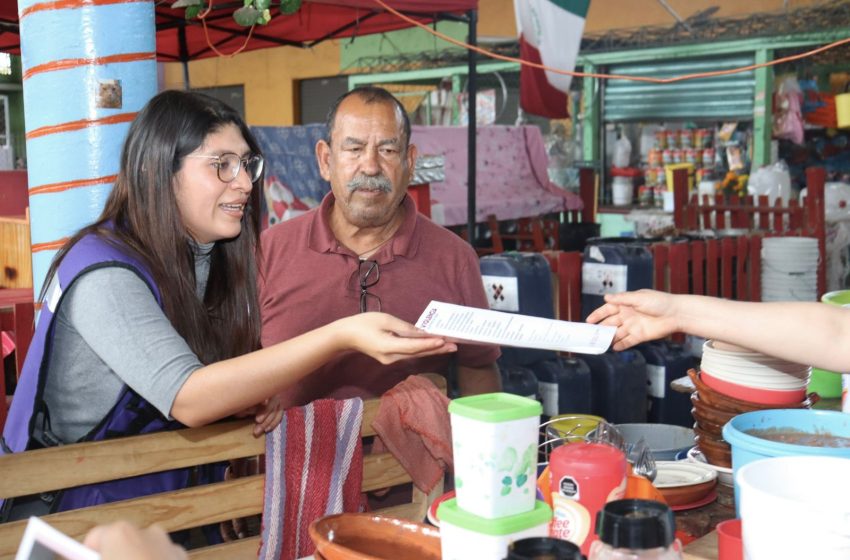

{"left": 653, "top": 461, "right": 717, "bottom": 488}
{"left": 686, "top": 446, "right": 733, "bottom": 486}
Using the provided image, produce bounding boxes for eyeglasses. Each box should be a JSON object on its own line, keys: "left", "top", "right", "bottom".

{"left": 186, "top": 153, "right": 264, "bottom": 183}
{"left": 358, "top": 259, "right": 381, "bottom": 313}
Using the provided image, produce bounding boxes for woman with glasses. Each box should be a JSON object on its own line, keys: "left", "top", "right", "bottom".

{"left": 0, "top": 90, "right": 455, "bottom": 521}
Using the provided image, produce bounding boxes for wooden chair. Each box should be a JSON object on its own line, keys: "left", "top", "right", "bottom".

{"left": 0, "top": 373, "right": 447, "bottom": 559}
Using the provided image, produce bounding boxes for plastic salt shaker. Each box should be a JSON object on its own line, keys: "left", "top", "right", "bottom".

{"left": 589, "top": 499, "right": 683, "bottom": 560}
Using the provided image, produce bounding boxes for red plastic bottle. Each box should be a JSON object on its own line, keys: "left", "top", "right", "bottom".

{"left": 548, "top": 442, "right": 627, "bottom": 556}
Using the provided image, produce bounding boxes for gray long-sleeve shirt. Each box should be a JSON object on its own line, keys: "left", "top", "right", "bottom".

{"left": 42, "top": 243, "right": 213, "bottom": 443}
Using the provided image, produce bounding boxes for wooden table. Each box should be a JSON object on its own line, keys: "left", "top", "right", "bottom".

{"left": 684, "top": 530, "right": 718, "bottom": 559}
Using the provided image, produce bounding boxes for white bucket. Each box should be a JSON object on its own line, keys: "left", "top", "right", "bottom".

{"left": 611, "top": 177, "right": 633, "bottom": 206}
{"left": 737, "top": 456, "right": 850, "bottom": 559}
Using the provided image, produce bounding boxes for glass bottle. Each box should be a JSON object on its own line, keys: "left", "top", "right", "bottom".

{"left": 588, "top": 499, "right": 683, "bottom": 560}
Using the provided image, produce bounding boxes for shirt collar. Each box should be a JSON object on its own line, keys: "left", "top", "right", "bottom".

{"left": 307, "top": 192, "right": 420, "bottom": 262}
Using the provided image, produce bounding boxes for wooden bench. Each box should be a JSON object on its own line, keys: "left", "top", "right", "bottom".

{"left": 0, "top": 373, "right": 446, "bottom": 559}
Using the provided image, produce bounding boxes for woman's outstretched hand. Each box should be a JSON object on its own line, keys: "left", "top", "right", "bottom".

{"left": 586, "top": 289, "right": 680, "bottom": 351}
{"left": 337, "top": 312, "right": 457, "bottom": 364}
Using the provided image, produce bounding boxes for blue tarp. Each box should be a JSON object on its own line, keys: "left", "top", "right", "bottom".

{"left": 251, "top": 124, "right": 330, "bottom": 229}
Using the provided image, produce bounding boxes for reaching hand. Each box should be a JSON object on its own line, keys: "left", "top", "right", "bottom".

{"left": 83, "top": 522, "right": 187, "bottom": 560}
{"left": 251, "top": 395, "right": 283, "bottom": 436}
{"left": 586, "top": 290, "right": 680, "bottom": 350}
{"left": 336, "top": 312, "right": 457, "bottom": 364}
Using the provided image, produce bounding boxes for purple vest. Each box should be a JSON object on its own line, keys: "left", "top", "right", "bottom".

{"left": 1, "top": 234, "right": 204, "bottom": 518}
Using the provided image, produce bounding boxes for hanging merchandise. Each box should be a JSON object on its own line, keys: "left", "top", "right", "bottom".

{"left": 773, "top": 75, "right": 805, "bottom": 145}
{"left": 747, "top": 161, "right": 792, "bottom": 206}
{"left": 612, "top": 133, "right": 632, "bottom": 168}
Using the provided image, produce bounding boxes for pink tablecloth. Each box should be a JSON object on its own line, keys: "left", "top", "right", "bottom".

{"left": 410, "top": 125, "right": 582, "bottom": 226}
{"left": 1, "top": 331, "right": 13, "bottom": 359}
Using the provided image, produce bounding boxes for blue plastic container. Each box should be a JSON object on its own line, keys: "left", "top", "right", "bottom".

{"left": 531, "top": 357, "right": 592, "bottom": 418}
{"left": 582, "top": 350, "right": 648, "bottom": 424}
{"left": 581, "top": 238, "right": 653, "bottom": 320}
{"left": 636, "top": 341, "right": 697, "bottom": 427}
{"left": 480, "top": 252, "right": 556, "bottom": 366}
{"left": 723, "top": 409, "right": 850, "bottom": 515}
{"left": 498, "top": 363, "right": 540, "bottom": 401}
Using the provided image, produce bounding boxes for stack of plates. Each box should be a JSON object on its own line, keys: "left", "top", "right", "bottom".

{"left": 654, "top": 461, "right": 718, "bottom": 507}
{"left": 761, "top": 237, "right": 818, "bottom": 302}
{"left": 689, "top": 341, "right": 814, "bottom": 472}
{"left": 700, "top": 340, "right": 810, "bottom": 405}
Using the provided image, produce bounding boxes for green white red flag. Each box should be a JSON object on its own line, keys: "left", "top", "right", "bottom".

{"left": 514, "top": 0, "right": 590, "bottom": 118}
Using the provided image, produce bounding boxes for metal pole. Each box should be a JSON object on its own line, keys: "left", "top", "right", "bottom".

{"left": 179, "top": 22, "right": 191, "bottom": 89}
{"left": 466, "top": 9, "right": 477, "bottom": 246}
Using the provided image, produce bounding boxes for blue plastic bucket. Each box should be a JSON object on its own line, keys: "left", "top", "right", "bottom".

{"left": 723, "top": 409, "right": 850, "bottom": 515}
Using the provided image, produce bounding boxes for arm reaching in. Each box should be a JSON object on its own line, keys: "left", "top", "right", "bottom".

{"left": 171, "top": 312, "right": 456, "bottom": 427}
{"left": 586, "top": 289, "right": 850, "bottom": 372}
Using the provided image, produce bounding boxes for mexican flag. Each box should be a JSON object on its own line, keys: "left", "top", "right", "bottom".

{"left": 514, "top": 0, "right": 590, "bottom": 118}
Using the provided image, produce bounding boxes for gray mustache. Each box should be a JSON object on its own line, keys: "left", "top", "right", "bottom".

{"left": 347, "top": 174, "right": 392, "bottom": 193}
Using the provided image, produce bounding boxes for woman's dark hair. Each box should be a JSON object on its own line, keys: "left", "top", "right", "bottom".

{"left": 44, "top": 90, "right": 262, "bottom": 363}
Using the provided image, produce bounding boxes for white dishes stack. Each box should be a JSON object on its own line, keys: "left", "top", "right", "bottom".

{"left": 700, "top": 341, "right": 811, "bottom": 395}
{"left": 761, "top": 237, "right": 818, "bottom": 302}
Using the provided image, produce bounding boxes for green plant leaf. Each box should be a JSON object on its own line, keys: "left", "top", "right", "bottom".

{"left": 171, "top": 0, "right": 201, "bottom": 7}
{"left": 279, "top": 0, "right": 302, "bottom": 15}
{"left": 255, "top": 0, "right": 271, "bottom": 10}
{"left": 233, "top": 6, "right": 260, "bottom": 26}
{"left": 259, "top": 8, "right": 271, "bottom": 24}
{"left": 185, "top": 5, "right": 201, "bottom": 19}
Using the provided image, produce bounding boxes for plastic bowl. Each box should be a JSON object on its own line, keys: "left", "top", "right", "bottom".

{"left": 723, "top": 409, "right": 850, "bottom": 516}
{"left": 614, "top": 423, "right": 695, "bottom": 461}
{"left": 701, "top": 370, "right": 806, "bottom": 406}
{"left": 716, "top": 518, "right": 742, "bottom": 560}
{"left": 737, "top": 456, "right": 850, "bottom": 558}
{"left": 309, "top": 513, "right": 441, "bottom": 560}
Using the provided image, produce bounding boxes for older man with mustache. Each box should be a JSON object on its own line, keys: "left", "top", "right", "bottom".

{"left": 259, "top": 87, "right": 501, "bottom": 409}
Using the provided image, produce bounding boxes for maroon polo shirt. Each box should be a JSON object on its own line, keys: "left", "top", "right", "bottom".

{"left": 259, "top": 193, "right": 499, "bottom": 408}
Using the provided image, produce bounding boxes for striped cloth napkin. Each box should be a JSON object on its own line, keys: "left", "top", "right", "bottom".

{"left": 259, "top": 398, "right": 364, "bottom": 560}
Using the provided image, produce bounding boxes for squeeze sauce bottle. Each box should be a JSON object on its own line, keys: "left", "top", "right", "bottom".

{"left": 548, "top": 442, "right": 627, "bottom": 556}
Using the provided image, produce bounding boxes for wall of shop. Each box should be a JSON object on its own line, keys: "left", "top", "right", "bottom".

{"left": 160, "top": 41, "right": 340, "bottom": 126}
{"left": 0, "top": 55, "right": 25, "bottom": 167}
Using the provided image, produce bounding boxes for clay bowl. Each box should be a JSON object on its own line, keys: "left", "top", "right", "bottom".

{"left": 658, "top": 478, "right": 718, "bottom": 507}
{"left": 687, "top": 369, "right": 817, "bottom": 414}
{"left": 691, "top": 392, "right": 738, "bottom": 428}
{"left": 694, "top": 426, "right": 732, "bottom": 468}
{"left": 309, "top": 513, "right": 441, "bottom": 560}
{"left": 694, "top": 423, "right": 725, "bottom": 446}
{"left": 691, "top": 407, "right": 725, "bottom": 436}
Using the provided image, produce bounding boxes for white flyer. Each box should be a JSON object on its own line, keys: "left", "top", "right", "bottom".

{"left": 415, "top": 301, "right": 616, "bottom": 355}
{"left": 15, "top": 516, "right": 100, "bottom": 560}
